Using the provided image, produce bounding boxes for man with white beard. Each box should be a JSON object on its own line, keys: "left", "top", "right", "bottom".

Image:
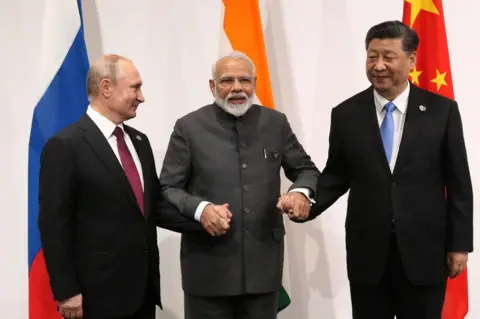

{"left": 159, "top": 51, "right": 319, "bottom": 319}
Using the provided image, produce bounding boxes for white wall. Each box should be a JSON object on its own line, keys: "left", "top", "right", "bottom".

{"left": 1, "top": 0, "right": 478, "bottom": 318}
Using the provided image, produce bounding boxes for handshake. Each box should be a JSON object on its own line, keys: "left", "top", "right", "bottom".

{"left": 199, "top": 192, "right": 311, "bottom": 237}
{"left": 276, "top": 191, "right": 311, "bottom": 221}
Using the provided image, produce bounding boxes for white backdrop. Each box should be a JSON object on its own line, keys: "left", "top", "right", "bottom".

{"left": 1, "top": 0, "right": 478, "bottom": 318}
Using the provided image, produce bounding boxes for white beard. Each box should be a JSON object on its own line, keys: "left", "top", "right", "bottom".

{"left": 214, "top": 91, "right": 254, "bottom": 117}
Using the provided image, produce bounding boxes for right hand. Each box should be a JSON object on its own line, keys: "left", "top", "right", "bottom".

{"left": 276, "top": 193, "right": 310, "bottom": 221}
{"left": 58, "top": 294, "right": 83, "bottom": 318}
{"left": 200, "top": 203, "right": 232, "bottom": 236}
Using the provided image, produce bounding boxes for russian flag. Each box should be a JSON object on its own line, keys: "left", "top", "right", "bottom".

{"left": 28, "top": 0, "right": 89, "bottom": 317}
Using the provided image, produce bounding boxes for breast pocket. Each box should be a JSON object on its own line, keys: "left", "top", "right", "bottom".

{"left": 261, "top": 147, "right": 282, "bottom": 174}
{"left": 263, "top": 147, "right": 282, "bottom": 162}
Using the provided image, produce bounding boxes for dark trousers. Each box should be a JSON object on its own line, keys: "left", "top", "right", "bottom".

{"left": 82, "top": 279, "right": 156, "bottom": 319}
{"left": 184, "top": 291, "right": 278, "bottom": 319}
{"left": 113, "top": 280, "right": 156, "bottom": 319}
{"left": 350, "top": 234, "right": 447, "bottom": 319}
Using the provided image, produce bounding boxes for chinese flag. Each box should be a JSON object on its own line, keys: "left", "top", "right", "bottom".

{"left": 402, "top": 1, "right": 468, "bottom": 318}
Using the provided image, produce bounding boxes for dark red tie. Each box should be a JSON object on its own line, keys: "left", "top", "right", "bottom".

{"left": 113, "top": 127, "right": 144, "bottom": 214}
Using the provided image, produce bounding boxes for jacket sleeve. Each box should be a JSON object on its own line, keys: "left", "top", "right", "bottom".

{"left": 443, "top": 101, "right": 474, "bottom": 253}
{"left": 307, "top": 107, "right": 351, "bottom": 221}
{"left": 159, "top": 119, "right": 206, "bottom": 219}
{"left": 38, "top": 137, "right": 81, "bottom": 301}
{"left": 281, "top": 114, "right": 320, "bottom": 196}
{"left": 143, "top": 135, "right": 205, "bottom": 232}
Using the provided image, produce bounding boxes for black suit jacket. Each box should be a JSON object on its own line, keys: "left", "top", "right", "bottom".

{"left": 38, "top": 114, "right": 203, "bottom": 317}
{"left": 310, "top": 84, "right": 473, "bottom": 285}
{"left": 159, "top": 104, "right": 319, "bottom": 296}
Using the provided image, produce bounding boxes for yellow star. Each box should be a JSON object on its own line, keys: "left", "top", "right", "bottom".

{"left": 430, "top": 69, "right": 448, "bottom": 91}
{"left": 409, "top": 67, "right": 423, "bottom": 85}
{"left": 405, "top": 0, "right": 440, "bottom": 27}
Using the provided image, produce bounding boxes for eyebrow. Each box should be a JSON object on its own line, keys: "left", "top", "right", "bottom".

{"left": 368, "top": 50, "right": 398, "bottom": 55}
{"left": 219, "top": 75, "right": 252, "bottom": 79}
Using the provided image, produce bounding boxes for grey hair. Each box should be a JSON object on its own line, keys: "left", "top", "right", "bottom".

{"left": 86, "top": 54, "right": 128, "bottom": 102}
{"left": 211, "top": 50, "right": 256, "bottom": 80}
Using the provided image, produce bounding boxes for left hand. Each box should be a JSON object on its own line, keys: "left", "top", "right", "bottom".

{"left": 447, "top": 252, "right": 468, "bottom": 279}
{"left": 276, "top": 192, "right": 310, "bottom": 220}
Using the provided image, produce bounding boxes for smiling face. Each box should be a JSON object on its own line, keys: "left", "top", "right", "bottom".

{"left": 103, "top": 60, "right": 145, "bottom": 123}
{"left": 366, "top": 37, "right": 416, "bottom": 100}
{"left": 209, "top": 57, "right": 256, "bottom": 117}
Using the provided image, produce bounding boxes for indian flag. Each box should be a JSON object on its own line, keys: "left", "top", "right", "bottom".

{"left": 221, "top": 0, "right": 291, "bottom": 312}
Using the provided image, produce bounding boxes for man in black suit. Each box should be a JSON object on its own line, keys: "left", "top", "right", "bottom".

{"left": 280, "top": 21, "right": 474, "bottom": 318}
{"left": 159, "top": 51, "right": 319, "bottom": 319}
{"left": 38, "top": 54, "right": 209, "bottom": 319}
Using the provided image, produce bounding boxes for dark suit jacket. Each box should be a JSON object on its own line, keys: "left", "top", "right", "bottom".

{"left": 159, "top": 104, "right": 319, "bottom": 296}
{"left": 38, "top": 114, "right": 203, "bottom": 317}
{"left": 309, "top": 84, "right": 473, "bottom": 286}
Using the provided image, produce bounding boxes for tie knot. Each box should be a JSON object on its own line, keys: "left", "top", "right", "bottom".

{"left": 384, "top": 102, "right": 396, "bottom": 114}
{"left": 113, "top": 126, "right": 124, "bottom": 139}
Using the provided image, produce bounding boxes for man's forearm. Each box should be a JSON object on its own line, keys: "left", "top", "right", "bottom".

{"left": 162, "top": 186, "right": 206, "bottom": 219}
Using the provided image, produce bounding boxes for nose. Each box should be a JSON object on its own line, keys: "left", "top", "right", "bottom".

{"left": 137, "top": 89, "right": 145, "bottom": 103}
{"left": 373, "top": 59, "right": 387, "bottom": 72}
{"left": 231, "top": 78, "right": 243, "bottom": 92}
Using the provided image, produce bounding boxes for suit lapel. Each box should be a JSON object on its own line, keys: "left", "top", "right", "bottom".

{"left": 393, "top": 84, "right": 427, "bottom": 175}
{"left": 77, "top": 115, "right": 142, "bottom": 216}
{"left": 125, "top": 125, "right": 152, "bottom": 219}
{"left": 360, "top": 88, "right": 392, "bottom": 175}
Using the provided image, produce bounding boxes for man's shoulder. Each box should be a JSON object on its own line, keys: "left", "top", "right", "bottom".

{"left": 177, "top": 104, "right": 215, "bottom": 124}
{"left": 41, "top": 115, "right": 88, "bottom": 155}
{"left": 334, "top": 86, "right": 373, "bottom": 112}
{"left": 256, "top": 104, "right": 284, "bottom": 118}
{"left": 49, "top": 114, "right": 87, "bottom": 140}
{"left": 412, "top": 84, "right": 456, "bottom": 106}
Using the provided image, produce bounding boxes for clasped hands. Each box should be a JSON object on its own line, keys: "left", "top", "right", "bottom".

{"left": 276, "top": 192, "right": 311, "bottom": 221}
{"left": 200, "top": 192, "right": 310, "bottom": 236}
{"left": 200, "top": 203, "right": 232, "bottom": 236}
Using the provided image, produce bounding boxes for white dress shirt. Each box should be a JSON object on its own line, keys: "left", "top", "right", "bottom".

{"left": 86, "top": 106, "right": 144, "bottom": 190}
{"left": 373, "top": 82, "right": 410, "bottom": 172}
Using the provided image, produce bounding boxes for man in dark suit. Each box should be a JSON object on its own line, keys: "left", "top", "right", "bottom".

{"left": 159, "top": 51, "right": 319, "bottom": 319}
{"left": 281, "top": 21, "right": 473, "bottom": 319}
{"left": 38, "top": 54, "right": 208, "bottom": 319}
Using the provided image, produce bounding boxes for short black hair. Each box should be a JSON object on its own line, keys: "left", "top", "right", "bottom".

{"left": 365, "top": 20, "right": 419, "bottom": 54}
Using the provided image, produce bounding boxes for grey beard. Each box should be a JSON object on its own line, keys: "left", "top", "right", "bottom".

{"left": 215, "top": 96, "right": 253, "bottom": 117}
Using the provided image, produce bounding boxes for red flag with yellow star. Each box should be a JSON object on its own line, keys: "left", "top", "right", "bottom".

{"left": 403, "top": 1, "right": 468, "bottom": 318}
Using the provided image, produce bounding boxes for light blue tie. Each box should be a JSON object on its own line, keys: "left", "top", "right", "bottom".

{"left": 380, "top": 102, "right": 395, "bottom": 163}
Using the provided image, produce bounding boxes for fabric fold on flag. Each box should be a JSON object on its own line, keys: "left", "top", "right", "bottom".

{"left": 28, "top": 1, "right": 90, "bottom": 318}
{"left": 402, "top": 1, "right": 468, "bottom": 318}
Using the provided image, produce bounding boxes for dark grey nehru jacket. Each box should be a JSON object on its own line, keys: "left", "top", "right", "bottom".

{"left": 159, "top": 103, "right": 319, "bottom": 296}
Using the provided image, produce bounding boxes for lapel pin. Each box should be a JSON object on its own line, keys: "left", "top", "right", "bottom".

{"left": 419, "top": 105, "right": 427, "bottom": 112}
{"left": 136, "top": 135, "right": 142, "bottom": 141}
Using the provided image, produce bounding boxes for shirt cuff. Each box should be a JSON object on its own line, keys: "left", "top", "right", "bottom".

{"left": 194, "top": 201, "right": 211, "bottom": 221}
{"left": 289, "top": 188, "right": 316, "bottom": 204}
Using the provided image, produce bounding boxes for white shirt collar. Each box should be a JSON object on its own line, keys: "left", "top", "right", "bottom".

{"left": 373, "top": 82, "right": 410, "bottom": 114}
{"left": 86, "top": 105, "right": 124, "bottom": 139}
